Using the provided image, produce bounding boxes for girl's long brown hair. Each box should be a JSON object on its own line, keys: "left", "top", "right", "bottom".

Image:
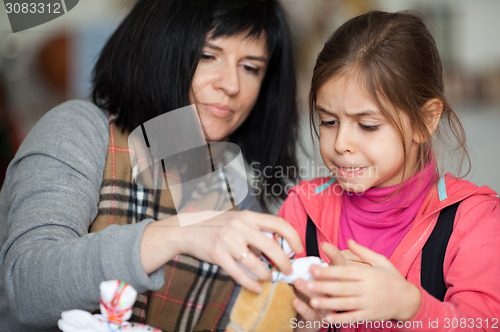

{"left": 309, "top": 10, "right": 470, "bottom": 183}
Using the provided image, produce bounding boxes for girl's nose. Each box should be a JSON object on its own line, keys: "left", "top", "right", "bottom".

{"left": 334, "top": 125, "right": 356, "bottom": 154}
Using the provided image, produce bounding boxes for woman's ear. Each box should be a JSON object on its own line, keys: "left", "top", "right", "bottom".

{"left": 413, "top": 98, "right": 443, "bottom": 144}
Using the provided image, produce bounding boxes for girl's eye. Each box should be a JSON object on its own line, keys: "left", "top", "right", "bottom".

{"left": 359, "top": 123, "right": 380, "bottom": 132}
{"left": 201, "top": 52, "right": 215, "bottom": 61}
{"left": 320, "top": 120, "right": 338, "bottom": 127}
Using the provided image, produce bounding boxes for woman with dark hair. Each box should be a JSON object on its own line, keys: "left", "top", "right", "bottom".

{"left": 0, "top": 0, "right": 303, "bottom": 331}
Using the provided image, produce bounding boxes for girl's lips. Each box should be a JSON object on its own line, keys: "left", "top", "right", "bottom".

{"left": 201, "top": 103, "right": 234, "bottom": 118}
{"left": 335, "top": 166, "right": 367, "bottom": 178}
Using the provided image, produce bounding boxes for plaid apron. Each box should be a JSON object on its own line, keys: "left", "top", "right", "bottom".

{"left": 90, "top": 119, "right": 236, "bottom": 331}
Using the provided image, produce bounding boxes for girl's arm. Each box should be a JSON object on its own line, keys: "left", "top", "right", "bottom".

{"left": 407, "top": 196, "right": 500, "bottom": 331}
{"left": 294, "top": 240, "right": 421, "bottom": 324}
{"left": 293, "top": 196, "right": 500, "bottom": 331}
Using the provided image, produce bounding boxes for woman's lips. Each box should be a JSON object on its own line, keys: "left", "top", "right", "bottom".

{"left": 335, "top": 166, "right": 367, "bottom": 178}
{"left": 201, "top": 103, "right": 234, "bottom": 118}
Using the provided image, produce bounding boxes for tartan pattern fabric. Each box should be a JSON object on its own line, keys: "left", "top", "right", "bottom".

{"left": 90, "top": 118, "right": 236, "bottom": 331}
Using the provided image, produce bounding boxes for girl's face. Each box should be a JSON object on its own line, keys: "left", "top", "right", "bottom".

{"left": 190, "top": 31, "right": 269, "bottom": 142}
{"left": 315, "top": 76, "right": 420, "bottom": 193}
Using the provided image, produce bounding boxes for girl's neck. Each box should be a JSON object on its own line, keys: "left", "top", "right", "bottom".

{"left": 338, "top": 160, "right": 439, "bottom": 257}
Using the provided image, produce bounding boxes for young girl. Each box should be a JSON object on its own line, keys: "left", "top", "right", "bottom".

{"left": 280, "top": 10, "right": 500, "bottom": 330}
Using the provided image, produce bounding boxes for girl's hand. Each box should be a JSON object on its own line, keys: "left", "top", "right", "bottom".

{"left": 141, "top": 210, "right": 304, "bottom": 293}
{"left": 305, "top": 240, "right": 421, "bottom": 323}
{"left": 292, "top": 242, "right": 349, "bottom": 331}
{"left": 293, "top": 278, "right": 331, "bottom": 332}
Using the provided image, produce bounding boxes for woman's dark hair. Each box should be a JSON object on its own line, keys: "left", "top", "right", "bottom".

{"left": 92, "top": 0, "right": 298, "bottom": 210}
{"left": 309, "top": 10, "right": 470, "bottom": 183}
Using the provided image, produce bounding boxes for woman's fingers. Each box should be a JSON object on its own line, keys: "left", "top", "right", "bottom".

{"left": 181, "top": 210, "right": 303, "bottom": 281}
{"left": 232, "top": 211, "right": 303, "bottom": 275}
{"left": 235, "top": 249, "right": 272, "bottom": 281}
{"left": 251, "top": 212, "right": 304, "bottom": 255}
{"left": 217, "top": 251, "right": 263, "bottom": 293}
{"left": 243, "top": 229, "right": 294, "bottom": 275}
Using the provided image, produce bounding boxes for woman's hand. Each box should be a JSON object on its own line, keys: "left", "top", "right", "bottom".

{"left": 300, "top": 240, "right": 421, "bottom": 324}
{"left": 140, "top": 210, "right": 304, "bottom": 293}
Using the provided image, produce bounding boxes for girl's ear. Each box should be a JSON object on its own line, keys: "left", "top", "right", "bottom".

{"left": 413, "top": 98, "right": 443, "bottom": 144}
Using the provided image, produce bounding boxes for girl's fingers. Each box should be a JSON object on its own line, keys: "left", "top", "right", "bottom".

{"left": 294, "top": 278, "right": 320, "bottom": 299}
{"left": 321, "top": 242, "right": 346, "bottom": 266}
{"left": 325, "top": 310, "right": 368, "bottom": 325}
{"left": 309, "top": 264, "right": 365, "bottom": 281}
{"left": 293, "top": 297, "right": 321, "bottom": 322}
{"left": 340, "top": 249, "right": 364, "bottom": 265}
{"left": 306, "top": 280, "right": 361, "bottom": 297}
{"left": 347, "top": 239, "right": 388, "bottom": 267}
{"left": 309, "top": 295, "right": 361, "bottom": 312}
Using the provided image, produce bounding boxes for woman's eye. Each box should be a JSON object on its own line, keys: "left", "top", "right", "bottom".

{"left": 359, "top": 123, "right": 380, "bottom": 132}
{"left": 201, "top": 52, "right": 215, "bottom": 61}
{"left": 242, "top": 64, "right": 259, "bottom": 75}
{"left": 320, "top": 120, "right": 338, "bottom": 127}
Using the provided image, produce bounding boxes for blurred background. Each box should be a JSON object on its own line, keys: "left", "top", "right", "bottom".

{"left": 1, "top": 0, "right": 499, "bottom": 192}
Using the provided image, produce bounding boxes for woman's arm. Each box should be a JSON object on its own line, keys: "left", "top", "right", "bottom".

{"left": 1, "top": 100, "right": 304, "bottom": 327}
{"left": 1, "top": 101, "right": 163, "bottom": 326}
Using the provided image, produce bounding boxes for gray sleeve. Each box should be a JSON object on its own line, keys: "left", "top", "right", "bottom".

{"left": 0, "top": 100, "right": 164, "bottom": 327}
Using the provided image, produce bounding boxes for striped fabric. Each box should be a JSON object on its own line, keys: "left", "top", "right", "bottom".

{"left": 90, "top": 118, "right": 236, "bottom": 331}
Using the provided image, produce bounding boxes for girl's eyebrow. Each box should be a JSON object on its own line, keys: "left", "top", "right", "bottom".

{"left": 315, "top": 105, "right": 380, "bottom": 118}
{"left": 315, "top": 105, "right": 336, "bottom": 116}
{"left": 204, "top": 42, "right": 268, "bottom": 64}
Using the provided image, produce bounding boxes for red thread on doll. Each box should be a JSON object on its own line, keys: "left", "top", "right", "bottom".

{"left": 99, "top": 280, "right": 130, "bottom": 325}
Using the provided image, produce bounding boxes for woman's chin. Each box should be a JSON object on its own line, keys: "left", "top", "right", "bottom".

{"left": 204, "top": 132, "right": 229, "bottom": 143}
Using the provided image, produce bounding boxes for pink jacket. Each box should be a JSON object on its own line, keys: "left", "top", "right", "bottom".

{"left": 279, "top": 173, "right": 500, "bottom": 331}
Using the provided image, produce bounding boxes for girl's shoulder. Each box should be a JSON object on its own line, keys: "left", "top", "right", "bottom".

{"left": 436, "top": 173, "right": 499, "bottom": 230}
{"left": 439, "top": 173, "right": 498, "bottom": 205}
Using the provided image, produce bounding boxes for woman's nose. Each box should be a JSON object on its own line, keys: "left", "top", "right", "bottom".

{"left": 215, "top": 64, "right": 240, "bottom": 95}
{"left": 334, "top": 125, "right": 356, "bottom": 154}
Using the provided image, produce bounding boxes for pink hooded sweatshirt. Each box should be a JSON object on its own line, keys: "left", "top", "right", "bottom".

{"left": 279, "top": 173, "right": 500, "bottom": 331}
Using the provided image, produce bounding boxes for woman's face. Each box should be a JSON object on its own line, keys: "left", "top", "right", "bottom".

{"left": 190, "top": 31, "right": 269, "bottom": 142}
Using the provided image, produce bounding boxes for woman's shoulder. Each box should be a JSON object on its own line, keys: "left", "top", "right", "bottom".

{"left": 7, "top": 100, "right": 110, "bottom": 184}
{"left": 18, "top": 100, "right": 109, "bottom": 152}
{"left": 35, "top": 99, "right": 109, "bottom": 132}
